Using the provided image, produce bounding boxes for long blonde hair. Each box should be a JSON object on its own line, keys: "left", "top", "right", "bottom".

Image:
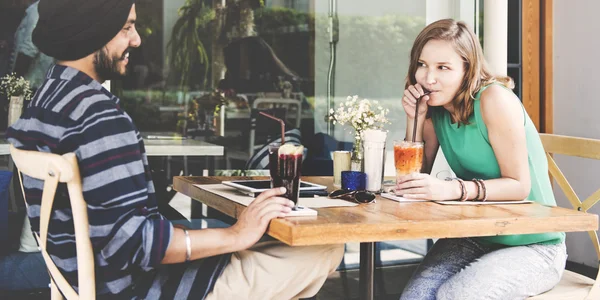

{"left": 406, "top": 19, "right": 514, "bottom": 125}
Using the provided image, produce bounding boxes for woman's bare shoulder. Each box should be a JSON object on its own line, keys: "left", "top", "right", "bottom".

{"left": 479, "top": 84, "right": 523, "bottom": 123}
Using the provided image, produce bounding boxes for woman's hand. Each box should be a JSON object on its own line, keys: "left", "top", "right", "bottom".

{"left": 402, "top": 83, "right": 430, "bottom": 120}
{"left": 395, "top": 173, "right": 459, "bottom": 201}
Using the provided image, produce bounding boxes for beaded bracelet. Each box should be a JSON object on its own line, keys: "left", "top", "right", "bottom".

{"left": 455, "top": 178, "right": 468, "bottom": 201}
{"left": 472, "top": 179, "right": 483, "bottom": 201}
{"left": 475, "top": 179, "right": 487, "bottom": 201}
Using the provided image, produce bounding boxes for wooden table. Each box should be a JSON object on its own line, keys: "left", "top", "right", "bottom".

{"left": 174, "top": 176, "right": 599, "bottom": 300}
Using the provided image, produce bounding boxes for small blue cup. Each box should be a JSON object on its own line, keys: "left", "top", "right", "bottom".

{"left": 341, "top": 171, "right": 366, "bottom": 191}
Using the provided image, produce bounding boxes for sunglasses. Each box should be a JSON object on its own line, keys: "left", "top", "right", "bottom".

{"left": 328, "top": 189, "right": 377, "bottom": 204}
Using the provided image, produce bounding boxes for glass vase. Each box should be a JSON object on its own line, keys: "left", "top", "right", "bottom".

{"left": 350, "top": 137, "right": 364, "bottom": 171}
{"left": 8, "top": 96, "right": 24, "bottom": 127}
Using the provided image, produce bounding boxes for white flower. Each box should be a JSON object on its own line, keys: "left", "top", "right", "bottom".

{"left": 0, "top": 73, "right": 33, "bottom": 101}
{"left": 328, "top": 95, "right": 391, "bottom": 141}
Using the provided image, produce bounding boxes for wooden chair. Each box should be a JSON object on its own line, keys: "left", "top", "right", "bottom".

{"left": 528, "top": 134, "right": 600, "bottom": 299}
{"left": 10, "top": 145, "right": 95, "bottom": 299}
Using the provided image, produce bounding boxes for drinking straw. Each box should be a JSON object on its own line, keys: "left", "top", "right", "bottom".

{"left": 259, "top": 111, "right": 285, "bottom": 145}
{"left": 412, "top": 90, "right": 431, "bottom": 142}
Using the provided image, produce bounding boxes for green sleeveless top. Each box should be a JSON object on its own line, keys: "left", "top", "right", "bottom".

{"left": 431, "top": 84, "right": 565, "bottom": 246}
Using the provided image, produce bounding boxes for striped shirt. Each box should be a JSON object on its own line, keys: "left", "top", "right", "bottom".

{"left": 7, "top": 65, "right": 229, "bottom": 299}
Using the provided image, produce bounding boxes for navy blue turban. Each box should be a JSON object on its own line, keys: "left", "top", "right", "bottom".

{"left": 32, "top": 0, "right": 135, "bottom": 61}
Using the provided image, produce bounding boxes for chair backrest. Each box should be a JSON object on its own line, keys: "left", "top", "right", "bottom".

{"left": 10, "top": 145, "right": 95, "bottom": 299}
{"left": 249, "top": 97, "right": 302, "bottom": 157}
{"left": 539, "top": 133, "right": 600, "bottom": 297}
{"left": 245, "top": 128, "right": 303, "bottom": 170}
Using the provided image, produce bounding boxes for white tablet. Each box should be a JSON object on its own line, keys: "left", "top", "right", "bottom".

{"left": 223, "top": 180, "right": 327, "bottom": 196}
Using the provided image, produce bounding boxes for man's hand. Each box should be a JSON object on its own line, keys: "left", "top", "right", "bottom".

{"left": 229, "top": 187, "right": 294, "bottom": 250}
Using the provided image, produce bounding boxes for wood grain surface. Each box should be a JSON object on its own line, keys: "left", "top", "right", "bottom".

{"left": 174, "top": 176, "right": 598, "bottom": 246}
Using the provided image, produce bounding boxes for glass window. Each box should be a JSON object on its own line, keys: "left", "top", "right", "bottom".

{"left": 0, "top": 0, "right": 479, "bottom": 274}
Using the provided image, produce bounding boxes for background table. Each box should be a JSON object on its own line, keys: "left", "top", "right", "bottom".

{"left": 0, "top": 136, "right": 225, "bottom": 157}
{"left": 144, "top": 138, "right": 223, "bottom": 157}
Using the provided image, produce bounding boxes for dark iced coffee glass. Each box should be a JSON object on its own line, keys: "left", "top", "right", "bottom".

{"left": 270, "top": 144, "right": 303, "bottom": 208}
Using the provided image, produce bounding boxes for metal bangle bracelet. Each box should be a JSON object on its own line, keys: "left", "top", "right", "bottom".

{"left": 183, "top": 228, "right": 191, "bottom": 262}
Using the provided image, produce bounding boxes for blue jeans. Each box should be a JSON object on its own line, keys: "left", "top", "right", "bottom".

{"left": 400, "top": 238, "right": 567, "bottom": 300}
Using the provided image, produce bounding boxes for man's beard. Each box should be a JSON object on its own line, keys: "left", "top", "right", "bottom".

{"left": 93, "top": 47, "right": 130, "bottom": 81}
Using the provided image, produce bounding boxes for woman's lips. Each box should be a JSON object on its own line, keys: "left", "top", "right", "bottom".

{"left": 421, "top": 88, "right": 440, "bottom": 95}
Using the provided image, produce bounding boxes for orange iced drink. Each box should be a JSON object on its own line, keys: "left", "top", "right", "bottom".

{"left": 394, "top": 141, "right": 424, "bottom": 177}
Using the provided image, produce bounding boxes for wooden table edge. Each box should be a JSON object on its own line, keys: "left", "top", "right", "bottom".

{"left": 173, "top": 176, "right": 599, "bottom": 246}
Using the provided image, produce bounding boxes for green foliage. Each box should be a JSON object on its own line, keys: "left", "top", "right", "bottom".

{"left": 167, "top": 0, "right": 214, "bottom": 90}
{"left": 254, "top": 7, "right": 313, "bottom": 33}
{"left": 214, "top": 169, "right": 269, "bottom": 176}
{"left": 135, "top": 4, "right": 162, "bottom": 41}
{"left": 119, "top": 90, "right": 182, "bottom": 131}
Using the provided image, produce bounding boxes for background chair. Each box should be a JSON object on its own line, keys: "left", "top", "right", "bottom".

{"left": 10, "top": 145, "right": 95, "bottom": 299}
{"left": 221, "top": 97, "right": 302, "bottom": 169}
{"left": 248, "top": 97, "right": 302, "bottom": 157}
{"left": 244, "top": 127, "right": 302, "bottom": 170}
{"left": 529, "top": 133, "right": 600, "bottom": 299}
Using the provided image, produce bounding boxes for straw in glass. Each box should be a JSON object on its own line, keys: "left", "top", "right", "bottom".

{"left": 412, "top": 90, "right": 431, "bottom": 142}
{"left": 259, "top": 111, "right": 285, "bottom": 145}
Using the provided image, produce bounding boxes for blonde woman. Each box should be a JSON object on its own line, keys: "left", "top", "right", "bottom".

{"left": 397, "top": 19, "right": 566, "bottom": 299}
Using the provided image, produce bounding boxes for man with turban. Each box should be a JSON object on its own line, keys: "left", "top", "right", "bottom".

{"left": 6, "top": 1, "right": 344, "bottom": 299}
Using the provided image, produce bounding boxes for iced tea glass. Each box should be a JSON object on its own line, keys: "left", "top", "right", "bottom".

{"left": 394, "top": 140, "right": 424, "bottom": 185}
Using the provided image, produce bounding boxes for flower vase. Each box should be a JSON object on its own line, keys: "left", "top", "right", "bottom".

{"left": 7, "top": 96, "right": 24, "bottom": 127}
{"left": 213, "top": 103, "right": 225, "bottom": 137}
{"left": 350, "top": 138, "right": 364, "bottom": 171}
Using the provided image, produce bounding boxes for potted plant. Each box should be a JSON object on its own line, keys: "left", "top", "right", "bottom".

{"left": 167, "top": 0, "right": 265, "bottom": 91}
{"left": 0, "top": 73, "right": 33, "bottom": 126}
{"left": 167, "top": 0, "right": 212, "bottom": 90}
